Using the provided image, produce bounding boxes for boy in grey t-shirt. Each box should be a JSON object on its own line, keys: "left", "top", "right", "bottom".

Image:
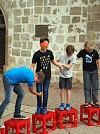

{"left": 57, "top": 45, "right": 76, "bottom": 110}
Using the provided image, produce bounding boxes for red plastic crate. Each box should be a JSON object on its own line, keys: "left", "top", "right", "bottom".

{"left": 0, "top": 126, "right": 5, "bottom": 134}
{"left": 80, "top": 104, "right": 100, "bottom": 126}
{"left": 4, "top": 118, "right": 30, "bottom": 134}
{"left": 55, "top": 107, "right": 78, "bottom": 129}
{"left": 32, "top": 111, "right": 56, "bottom": 134}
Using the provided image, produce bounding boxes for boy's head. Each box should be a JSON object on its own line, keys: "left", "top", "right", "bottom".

{"left": 84, "top": 41, "right": 94, "bottom": 52}
{"left": 35, "top": 71, "right": 45, "bottom": 83}
{"left": 66, "top": 45, "right": 75, "bottom": 56}
{"left": 40, "top": 36, "right": 49, "bottom": 47}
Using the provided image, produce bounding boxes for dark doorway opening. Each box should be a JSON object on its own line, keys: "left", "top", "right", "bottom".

{"left": 0, "top": 9, "right": 6, "bottom": 74}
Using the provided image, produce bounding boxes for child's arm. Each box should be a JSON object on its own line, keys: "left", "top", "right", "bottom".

{"left": 30, "top": 63, "right": 36, "bottom": 72}
{"left": 61, "top": 62, "right": 73, "bottom": 70}
{"left": 97, "top": 59, "right": 100, "bottom": 78}
{"left": 51, "top": 60, "right": 63, "bottom": 71}
{"left": 28, "top": 86, "right": 43, "bottom": 96}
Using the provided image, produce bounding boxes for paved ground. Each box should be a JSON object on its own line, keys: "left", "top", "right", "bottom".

{"left": 0, "top": 80, "right": 100, "bottom": 134}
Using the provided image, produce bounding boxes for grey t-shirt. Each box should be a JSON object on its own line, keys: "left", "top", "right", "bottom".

{"left": 57, "top": 52, "right": 76, "bottom": 78}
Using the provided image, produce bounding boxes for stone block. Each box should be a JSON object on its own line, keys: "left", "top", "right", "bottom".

{"left": 62, "top": 16, "right": 70, "bottom": 24}
{"left": 14, "top": 25, "right": 21, "bottom": 32}
{"left": 12, "top": 48, "right": 20, "bottom": 56}
{"left": 95, "top": 21, "right": 100, "bottom": 31}
{"left": 14, "top": 17, "right": 21, "bottom": 24}
{"left": 83, "top": 7, "right": 87, "bottom": 17}
{"left": 24, "top": 9, "right": 30, "bottom": 15}
{"left": 14, "top": 9, "right": 21, "bottom": 16}
{"left": 13, "top": 42, "right": 21, "bottom": 47}
{"left": 34, "top": 0, "right": 43, "bottom": 6}
{"left": 91, "top": 5, "right": 100, "bottom": 13}
{"left": 13, "top": 34, "right": 19, "bottom": 40}
{"left": 72, "top": 17, "right": 80, "bottom": 23}
{"left": 27, "top": 0, "right": 33, "bottom": 7}
{"left": 8, "top": 57, "right": 16, "bottom": 65}
{"left": 79, "top": 35, "right": 85, "bottom": 42}
{"left": 70, "top": 7, "right": 81, "bottom": 15}
{"left": 21, "top": 50, "right": 31, "bottom": 57}
{"left": 22, "top": 17, "right": 28, "bottom": 23}
{"left": 67, "top": 36, "right": 76, "bottom": 42}
{"left": 34, "top": 7, "right": 42, "bottom": 14}
{"left": 44, "top": 7, "right": 51, "bottom": 14}
{"left": 57, "top": 0, "right": 67, "bottom": 6}
{"left": 88, "top": 14, "right": 91, "bottom": 21}
{"left": 87, "top": 22, "right": 94, "bottom": 31}
{"left": 92, "top": 32, "right": 96, "bottom": 40}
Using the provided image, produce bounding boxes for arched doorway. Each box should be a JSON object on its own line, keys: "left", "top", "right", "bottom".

{"left": 0, "top": 9, "right": 5, "bottom": 74}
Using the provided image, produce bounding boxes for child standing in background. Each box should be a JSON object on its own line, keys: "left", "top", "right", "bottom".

{"left": 57, "top": 45, "right": 76, "bottom": 110}
{"left": 77, "top": 41, "right": 100, "bottom": 108}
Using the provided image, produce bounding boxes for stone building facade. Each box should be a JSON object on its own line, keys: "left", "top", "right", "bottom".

{"left": 0, "top": 0, "right": 100, "bottom": 83}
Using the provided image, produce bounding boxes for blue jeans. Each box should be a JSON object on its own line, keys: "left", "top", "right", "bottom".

{"left": 0, "top": 74, "right": 24, "bottom": 117}
{"left": 83, "top": 70, "right": 99, "bottom": 103}
{"left": 36, "top": 79, "right": 50, "bottom": 107}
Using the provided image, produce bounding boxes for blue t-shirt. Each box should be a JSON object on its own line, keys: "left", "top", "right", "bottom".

{"left": 4, "top": 67, "right": 34, "bottom": 87}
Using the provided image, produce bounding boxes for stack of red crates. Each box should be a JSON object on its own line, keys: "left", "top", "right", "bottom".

{"left": 55, "top": 107, "right": 78, "bottom": 129}
{"left": 80, "top": 104, "right": 100, "bottom": 126}
{"left": 4, "top": 118, "right": 30, "bottom": 134}
{"left": 32, "top": 110, "right": 56, "bottom": 134}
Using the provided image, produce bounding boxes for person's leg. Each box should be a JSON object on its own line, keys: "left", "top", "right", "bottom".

{"left": 13, "top": 84, "right": 24, "bottom": 116}
{"left": 65, "top": 78, "right": 72, "bottom": 110}
{"left": 0, "top": 75, "right": 14, "bottom": 117}
{"left": 66, "top": 90, "right": 71, "bottom": 104}
{"left": 35, "top": 83, "right": 42, "bottom": 114}
{"left": 83, "top": 71, "right": 91, "bottom": 104}
{"left": 60, "top": 88, "right": 65, "bottom": 104}
{"left": 42, "top": 79, "right": 50, "bottom": 114}
{"left": 36, "top": 83, "right": 42, "bottom": 106}
{"left": 90, "top": 70, "right": 99, "bottom": 107}
{"left": 59, "top": 77, "right": 65, "bottom": 110}
{"left": 42, "top": 79, "right": 50, "bottom": 107}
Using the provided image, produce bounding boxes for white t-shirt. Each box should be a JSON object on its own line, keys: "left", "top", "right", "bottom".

{"left": 57, "top": 52, "right": 76, "bottom": 78}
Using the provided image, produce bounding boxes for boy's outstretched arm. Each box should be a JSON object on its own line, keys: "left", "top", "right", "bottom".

{"left": 51, "top": 60, "right": 63, "bottom": 71}
{"left": 30, "top": 63, "right": 36, "bottom": 72}
{"left": 28, "top": 86, "right": 43, "bottom": 96}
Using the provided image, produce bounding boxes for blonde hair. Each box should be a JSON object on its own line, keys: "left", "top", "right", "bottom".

{"left": 84, "top": 41, "right": 94, "bottom": 51}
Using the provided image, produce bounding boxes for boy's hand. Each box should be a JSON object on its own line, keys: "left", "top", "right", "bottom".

{"left": 38, "top": 92, "right": 43, "bottom": 96}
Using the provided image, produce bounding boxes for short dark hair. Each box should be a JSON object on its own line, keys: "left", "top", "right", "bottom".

{"left": 36, "top": 71, "right": 45, "bottom": 83}
{"left": 66, "top": 45, "right": 75, "bottom": 55}
{"left": 40, "top": 36, "right": 49, "bottom": 44}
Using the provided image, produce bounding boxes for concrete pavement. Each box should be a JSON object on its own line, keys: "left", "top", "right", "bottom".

{"left": 0, "top": 82, "right": 100, "bottom": 134}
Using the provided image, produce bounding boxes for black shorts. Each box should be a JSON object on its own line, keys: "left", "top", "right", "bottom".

{"left": 59, "top": 77, "right": 72, "bottom": 89}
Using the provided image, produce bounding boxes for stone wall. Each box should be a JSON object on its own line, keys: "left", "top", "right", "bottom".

{"left": 0, "top": 0, "right": 100, "bottom": 83}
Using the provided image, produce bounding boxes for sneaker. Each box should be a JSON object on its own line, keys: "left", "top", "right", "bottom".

{"left": 83, "top": 102, "right": 91, "bottom": 108}
{"left": 59, "top": 103, "right": 65, "bottom": 110}
{"left": 0, "top": 123, "right": 2, "bottom": 127}
{"left": 35, "top": 106, "right": 42, "bottom": 114}
{"left": 94, "top": 102, "right": 99, "bottom": 108}
{"left": 13, "top": 114, "right": 27, "bottom": 119}
{"left": 0, "top": 123, "right": 5, "bottom": 128}
{"left": 41, "top": 107, "right": 47, "bottom": 115}
{"left": 66, "top": 104, "right": 70, "bottom": 111}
